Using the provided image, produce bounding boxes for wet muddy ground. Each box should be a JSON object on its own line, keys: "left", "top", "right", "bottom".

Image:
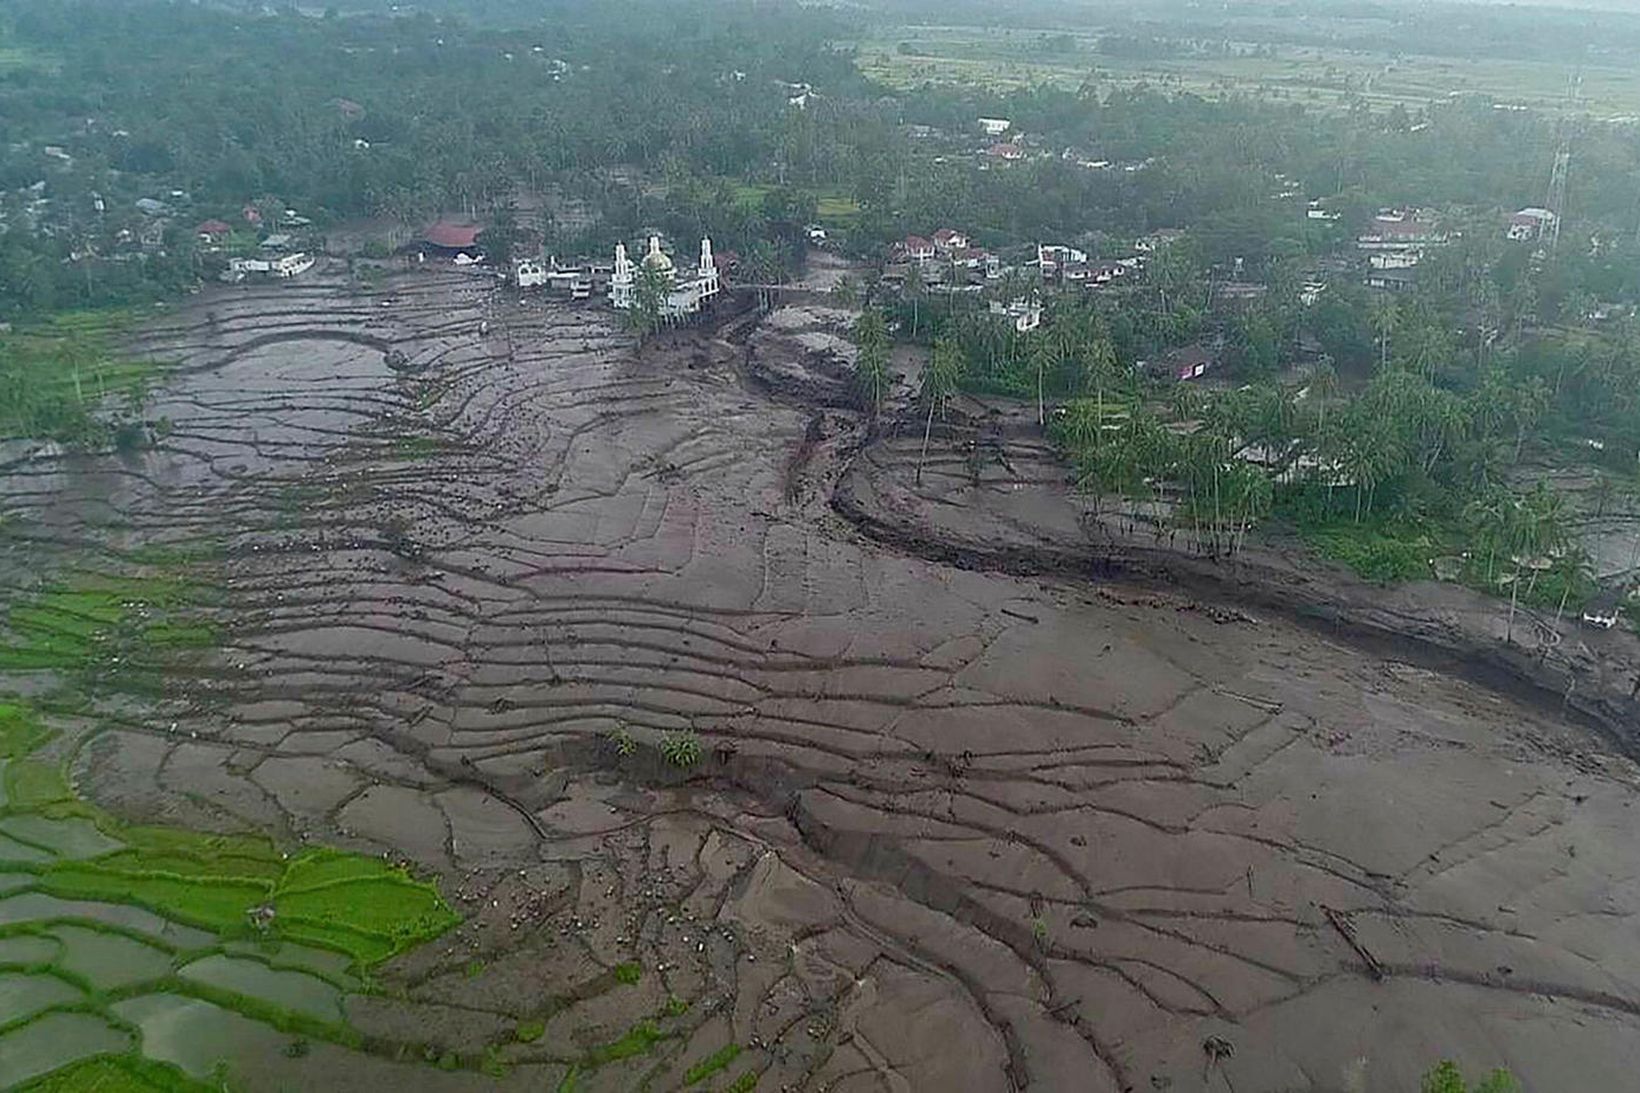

{"left": 3, "top": 269, "right": 1638, "bottom": 1091}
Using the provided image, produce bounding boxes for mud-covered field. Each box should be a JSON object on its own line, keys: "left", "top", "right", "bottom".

{"left": 2, "top": 269, "right": 1638, "bottom": 1091}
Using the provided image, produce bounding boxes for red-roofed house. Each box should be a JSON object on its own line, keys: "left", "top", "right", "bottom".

{"left": 932, "top": 229, "right": 970, "bottom": 254}
{"left": 900, "top": 235, "right": 936, "bottom": 265}
{"left": 985, "top": 143, "right": 1025, "bottom": 162}
{"left": 420, "top": 221, "right": 483, "bottom": 254}
{"left": 195, "top": 219, "right": 232, "bottom": 244}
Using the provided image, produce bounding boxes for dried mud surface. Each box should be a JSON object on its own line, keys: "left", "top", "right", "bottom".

{"left": 4, "top": 271, "right": 1639, "bottom": 1091}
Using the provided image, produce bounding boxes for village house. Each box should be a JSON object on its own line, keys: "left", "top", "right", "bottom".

{"left": 514, "top": 257, "right": 548, "bottom": 288}
{"left": 1506, "top": 207, "right": 1557, "bottom": 242}
{"left": 195, "top": 219, "right": 232, "bottom": 245}
{"left": 223, "top": 251, "right": 314, "bottom": 282}
{"left": 1581, "top": 587, "right": 1627, "bottom": 629}
{"left": 990, "top": 296, "right": 1042, "bottom": 333}
{"left": 897, "top": 235, "right": 937, "bottom": 266}
{"left": 1357, "top": 209, "right": 1449, "bottom": 249}
{"left": 984, "top": 142, "right": 1025, "bottom": 163}
{"left": 1134, "top": 229, "right": 1186, "bottom": 260}
{"left": 1146, "top": 344, "right": 1219, "bottom": 382}
{"left": 415, "top": 220, "right": 483, "bottom": 260}
{"left": 1365, "top": 266, "right": 1419, "bottom": 293}
{"left": 1369, "top": 249, "right": 1421, "bottom": 271}
{"left": 1036, "top": 243, "right": 1088, "bottom": 278}
{"left": 977, "top": 117, "right": 1012, "bottom": 137}
{"left": 932, "top": 228, "right": 970, "bottom": 255}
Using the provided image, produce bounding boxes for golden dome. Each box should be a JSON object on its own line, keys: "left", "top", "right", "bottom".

{"left": 641, "top": 238, "right": 674, "bottom": 273}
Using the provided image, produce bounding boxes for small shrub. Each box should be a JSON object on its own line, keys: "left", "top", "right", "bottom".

{"left": 1421, "top": 1060, "right": 1518, "bottom": 1093}
{"left": 660, "top": 730, "right": 702, "bottom": 768}
{"left": 516, "top": 1019, "right": 546, "bottom": 1043}
{"left": 614, "top": 961, "right": 642, "bottom": 985}
{"left": 606, "top": 725, "right": 638, "bottom": 758}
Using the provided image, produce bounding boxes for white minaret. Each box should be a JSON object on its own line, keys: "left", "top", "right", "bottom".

{"left": 699, "top": 236, "right": 719, "bottom": 295}
{"left": 611, "top": 241, "right": 633, "bottom": 309}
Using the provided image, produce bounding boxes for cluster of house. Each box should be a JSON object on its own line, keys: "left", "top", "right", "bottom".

{"left": 887, "top": 226, "right": 1174, "bottom": 298}
{"left": 890, "top": 228, "right": 996, "bottom": 281}
{"left": 1357, "top": 208, "right": 1451, "bottom": 293}
{"left": 206, "top": 211, "right": 316, "bottom": 282}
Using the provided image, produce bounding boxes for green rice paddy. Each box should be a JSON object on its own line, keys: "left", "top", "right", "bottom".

{"left": 0, "top": 698, "right": 462, "bottom": 1088}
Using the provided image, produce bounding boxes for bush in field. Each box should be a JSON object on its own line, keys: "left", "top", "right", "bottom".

{"left": 659, "top": 730, "right": 701, "bottom": 768}
{"left": 1421, "top": 1061, "right": 1517, "bottom": 1093}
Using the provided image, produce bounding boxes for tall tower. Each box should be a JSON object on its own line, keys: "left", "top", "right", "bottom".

{"left": 698, "top": 237, "right": 718, "bottom": 297}
{"left": 1546, "top": 148, "right": 1569, "bottom": 253}
{"left": 611, "top": 241, "right": 633, "bottom": 309}
{"left": 1545, "top": 71, "right": 1580, "bottom": 254}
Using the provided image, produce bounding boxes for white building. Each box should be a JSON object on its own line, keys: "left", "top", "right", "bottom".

{"left": 978, "top": 117, "right": 1012, "bottom": 137}
{"left": 1507, "top": 207, "right": 1557, "bottom": 242}
{"left": 610, "top": 235, "right": 721, "bottom": 319}
{"left": 990, "top": 296, "right": 1042, "bottom": 334}
{"left": 222, "top": 252, "right": 312, "bottom": 282}
{"left": 275, "top": 252, "right": 314, "bottom": 278}
{"left": 515, "top": 257, "right": 548, "bottom": 288}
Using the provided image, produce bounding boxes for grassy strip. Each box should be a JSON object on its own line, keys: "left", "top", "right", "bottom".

{"left": 13, "top": 1052, "right": 214, "bottom": 1093}
{"left": 583, "top": 1019, "right": 672, "bottom": 1067}
{"left": 0, "top": 309, "right": 159, "bottom": 444}
{"left": 684, "top": 1042, "right": 744, "bottom": 1085}
{"left": 0, "top": 573, "right": 218, "bottom": 674}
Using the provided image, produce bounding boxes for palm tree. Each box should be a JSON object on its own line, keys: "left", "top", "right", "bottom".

{"left": 903, "top": 264, "right": 927, "bottom": 340}
{"left": 1029, "top": 330, "right": 1057, "bottom": 428}
{"left": 916, "top": 333, "right": 963, "bottom": 486}
{"left": 1370, "top": 294, "right": 1398, "bottom": 372}
{"left": 852, "top": 308, "right": 891, "bottom": 414}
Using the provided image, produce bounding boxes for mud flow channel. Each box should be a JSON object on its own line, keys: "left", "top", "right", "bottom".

{"left": 2, "top": 269, "right": 1638, "bottom": 1092}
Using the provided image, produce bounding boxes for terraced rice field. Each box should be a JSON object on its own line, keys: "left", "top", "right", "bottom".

{"left": 0, "top": 269, "right": 1634, "bottom": 1089}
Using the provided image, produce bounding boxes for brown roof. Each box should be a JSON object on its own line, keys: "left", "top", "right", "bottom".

{"left": 195, "top": 219, "right": 232, "bottom": 236}
{"left": 422, "top": 221, "right": 482, "bottom": 250}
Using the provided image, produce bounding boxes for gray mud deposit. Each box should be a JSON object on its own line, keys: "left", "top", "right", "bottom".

{"left": 5, "top": 271, "right": 1639, "bottom": 1091}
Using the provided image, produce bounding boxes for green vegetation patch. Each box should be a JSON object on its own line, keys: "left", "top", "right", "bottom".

{"left": 0, "top": 698, "right": 462, "bottom": 1085}
{"left": 14, "top": 1053, "right": 214, "bottom": 1093}
{"left": 0, "top": 311, "right": 159, "bottom": 444}
{"left": 583, "top": 1018, "right": 671, "bottom": 1067}
{"left": 0, "top": 704, "right": 54, "bottom": 760}
{"left": 684, "top": 1042, "right": 743, "bottom": 1085}
{"left": 1297, "top": 518, "right": 1439, "bottom": 584}
{"left": 0, "top": 572, "right": 219, "bottom": 676}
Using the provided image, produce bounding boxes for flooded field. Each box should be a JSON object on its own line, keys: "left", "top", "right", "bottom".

{"left": 1, "top": 268, "right": 1637, "bottom": 1090}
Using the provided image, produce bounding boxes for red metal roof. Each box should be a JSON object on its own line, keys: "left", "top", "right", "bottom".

{"left": 422, "top": 221, "right": 482, "bottom": 250}
{"left": 195, "top": 219, "right": 232, "bottom": 236}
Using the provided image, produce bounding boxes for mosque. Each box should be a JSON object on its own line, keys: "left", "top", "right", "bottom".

{"left": 609, "top": 235, "right": 721, "bottom": 319}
